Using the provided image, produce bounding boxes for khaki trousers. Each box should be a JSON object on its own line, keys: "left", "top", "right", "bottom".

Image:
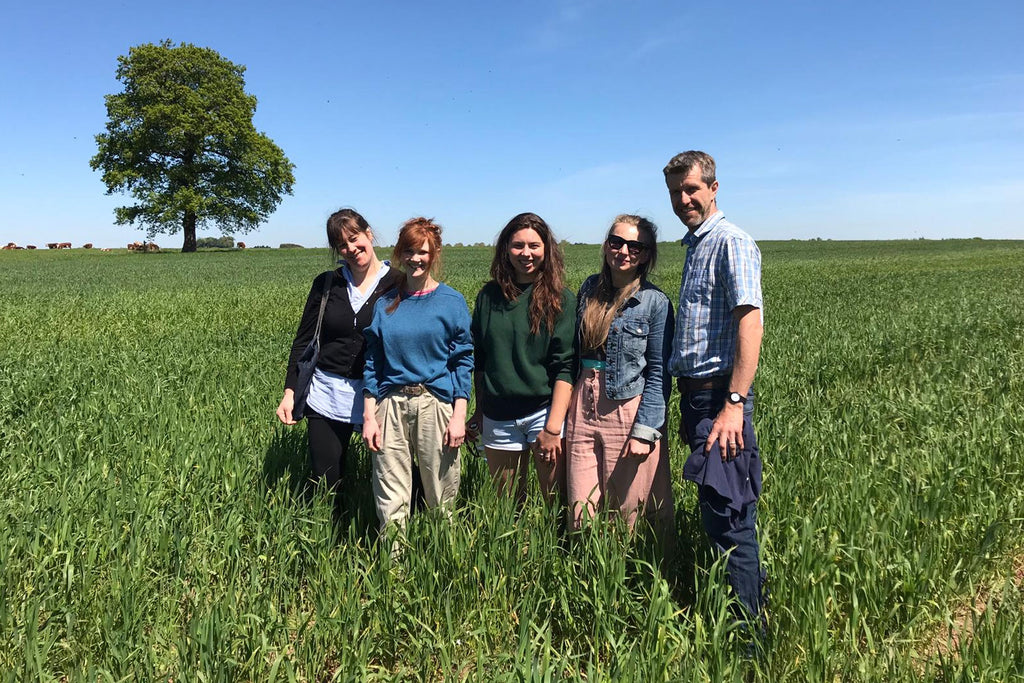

{"left": 371, "top": 390, "right": 461, "bottom": 531}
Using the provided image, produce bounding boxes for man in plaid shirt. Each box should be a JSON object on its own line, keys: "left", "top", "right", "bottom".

{"left": 666, "top": 150, "right": 767, "bottom": 626}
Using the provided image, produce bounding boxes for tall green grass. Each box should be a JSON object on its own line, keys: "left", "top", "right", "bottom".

{"left": 1, "top": 240, "right": 1022, "bottom": 680}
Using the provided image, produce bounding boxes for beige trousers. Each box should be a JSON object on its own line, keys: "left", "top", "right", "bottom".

{"left": 371, "top": 390, "right": 461, "bottom": 531}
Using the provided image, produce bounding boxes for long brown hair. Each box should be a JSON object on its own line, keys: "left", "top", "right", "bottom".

{"left": 579, "top": 215, "right": 659, "bottom": 351}
{"left": 490, "top": 212, "right": 566, "bottom": 334}
{"left": 386, "top": 217, "right": 444, "bottom": 314}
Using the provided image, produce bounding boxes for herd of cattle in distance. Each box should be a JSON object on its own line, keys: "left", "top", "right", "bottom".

{"left": 2, "top": 241, "right": 248, "bottom": 251}
{"left": 4, "top": 242, "right": 69, "bottom": 250}
{"left": 3, "top": 241, "right": 110, "bottom": 251}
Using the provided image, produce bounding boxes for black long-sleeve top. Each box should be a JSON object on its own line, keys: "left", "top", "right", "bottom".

{"left": 284, "top": 267, "right": 400, "bottom": 390}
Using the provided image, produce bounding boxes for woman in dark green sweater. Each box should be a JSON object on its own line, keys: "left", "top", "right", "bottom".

{"left": 467, "top": 213, "right": 576, "bottom": 505}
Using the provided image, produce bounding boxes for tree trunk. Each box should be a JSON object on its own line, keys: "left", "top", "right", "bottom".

{"left": 182, "top": 211, "right": 197, "bottom": 253}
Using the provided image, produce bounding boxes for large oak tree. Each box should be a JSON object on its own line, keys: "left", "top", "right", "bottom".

{"left": 92, "top": 41, "right": 294, "bottom": 252}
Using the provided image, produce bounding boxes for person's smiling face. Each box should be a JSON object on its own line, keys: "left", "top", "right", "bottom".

{"left": 401, "top": 239, "right": 433, "bottom": 279}
{"left": 507, "top": 228, "right": 545, "bottom": 282}
{"left": 603, "top": 222, "right": 650, "bottom": 281}
{"left": 666, "top": 165, "right": 719, "bottom": 230}
{"left": 338, "top": 228, "right": 375, "bottom": 273}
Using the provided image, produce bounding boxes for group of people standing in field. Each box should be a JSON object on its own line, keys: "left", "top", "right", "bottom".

{"left": 275, "top": 150, "right": 767, "bottom": 625}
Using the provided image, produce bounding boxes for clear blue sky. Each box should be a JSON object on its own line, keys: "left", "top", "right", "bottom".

{"left": 2, "top": 0, "right": 1022, "bottom": 249}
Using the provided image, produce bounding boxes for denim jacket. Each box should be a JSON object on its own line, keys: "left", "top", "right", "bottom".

{"left": 575, "top": 274, "right": 675, "bottom": 443}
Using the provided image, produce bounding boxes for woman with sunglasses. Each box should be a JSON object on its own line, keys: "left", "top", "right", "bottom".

{"left": 362, "top": 217, "right": 474, "bottom": 537}
{"left": 567, "top": 215, "right": 675, "bottom": 534}
{"left": 466, "top": 212, "right": 576, "bottom": 505}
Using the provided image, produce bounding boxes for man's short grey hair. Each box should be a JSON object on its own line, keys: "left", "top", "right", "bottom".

{"left": 663, "top": 151, "right": 716, "bottom": 186}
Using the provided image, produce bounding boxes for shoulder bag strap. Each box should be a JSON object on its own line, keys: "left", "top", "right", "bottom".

{"left": 311, "top": 270, "right": 334, "bottom": 351}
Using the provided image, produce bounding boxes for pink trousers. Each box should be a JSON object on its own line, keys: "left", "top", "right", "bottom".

{"left": 566, "top": 369, "right": 674, "bottom": 530}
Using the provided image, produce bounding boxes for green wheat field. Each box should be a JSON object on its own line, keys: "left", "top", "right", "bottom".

{"left": 1, "top": 239, "right": 1022, "bottom": 681}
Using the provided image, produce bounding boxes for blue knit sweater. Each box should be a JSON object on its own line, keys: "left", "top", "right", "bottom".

{"left": 362, "top": 283, "right": 474, "bottom": 404}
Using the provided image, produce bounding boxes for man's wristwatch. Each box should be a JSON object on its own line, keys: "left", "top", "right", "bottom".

{"left": 727, "top": 391, "right": 747, "bottom": 405}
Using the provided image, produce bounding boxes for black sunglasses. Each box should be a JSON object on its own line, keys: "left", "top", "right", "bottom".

{"left": 605, "top": 235, "right": 648, "bottom": 256}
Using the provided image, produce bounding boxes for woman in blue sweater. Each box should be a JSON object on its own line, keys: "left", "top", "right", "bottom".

{"left": 362, "top": 217, "right": 474, "bottom": 534}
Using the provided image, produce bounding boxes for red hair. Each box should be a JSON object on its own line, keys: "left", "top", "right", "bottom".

{"left": 386, "top": 217, "right": 444, "bottom": 313}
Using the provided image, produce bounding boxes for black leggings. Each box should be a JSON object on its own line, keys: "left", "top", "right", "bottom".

{"left": 305, "top": 407, "right": 355, "bottom": 493}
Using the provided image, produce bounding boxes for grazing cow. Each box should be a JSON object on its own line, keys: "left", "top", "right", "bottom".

{"left": 2, "top": 242, "right": 15, "bottom": 250}
{"left": 27, "top": 245, "right": 37, "bottom": 250}
{"left": 237, "top": 241, "right": 246, "bottom": 249}
{"left": 47, "top": 242, "right": 58, "bottom": 249}
{"left": 83, "top": 243, "right": 93, "bottom": 249}
{"left": 145, "top": 242, "right": 160, "bottom": 252}
{"left": 58, "top": 242, "right": 71, "bottom": 249}
{"left": 127, "top": 241, "right": 143, "bottom": 251}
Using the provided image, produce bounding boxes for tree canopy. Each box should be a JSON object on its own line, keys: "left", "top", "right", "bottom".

{"left": 91, "top": 41, "right": 294, "bottom": 252}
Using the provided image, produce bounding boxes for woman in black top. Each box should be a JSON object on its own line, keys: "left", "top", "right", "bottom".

{"left": 276, "top": 208, "right": 399, "bottom": 508}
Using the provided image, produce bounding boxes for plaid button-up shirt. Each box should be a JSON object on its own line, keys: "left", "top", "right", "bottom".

{"left": 670, "top": 211, "right": 763, "bottom": 378}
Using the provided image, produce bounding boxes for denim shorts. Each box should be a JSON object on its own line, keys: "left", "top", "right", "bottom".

{"left": 482, "top": 406, "right": 559, "bottom": 451}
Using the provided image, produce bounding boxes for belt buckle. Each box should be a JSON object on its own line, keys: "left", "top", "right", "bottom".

{"left": 401, "top": 384, "right": 425, "bottom": 396}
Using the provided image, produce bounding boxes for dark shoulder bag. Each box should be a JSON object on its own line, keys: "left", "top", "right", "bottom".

{"left": 292, "top": 271, "right": 334, "bottom": 420}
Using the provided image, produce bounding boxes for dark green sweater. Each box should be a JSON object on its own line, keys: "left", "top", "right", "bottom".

{"left": 471, "top": 281, "right": 576, "bottom": 420}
